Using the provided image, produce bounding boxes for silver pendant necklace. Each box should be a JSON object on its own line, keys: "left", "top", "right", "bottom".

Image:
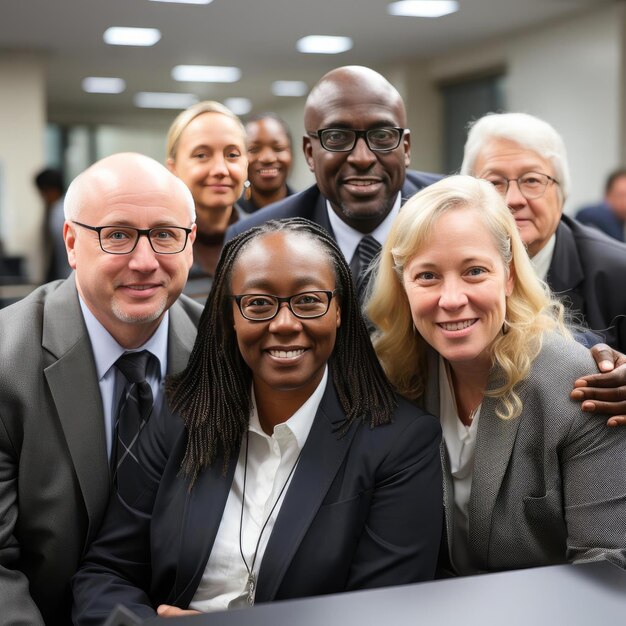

{"left": 238, "top": 430, "right": 302, "bottom": 606}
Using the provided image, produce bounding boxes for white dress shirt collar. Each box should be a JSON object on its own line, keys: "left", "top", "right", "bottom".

{"left": 439, "top": 357, "right": 481, "bottom": 576}
{"left": 248, "top": 365, "right": 328, "bottom": 448}
{"left": 529, "top": 233, "right": 556, "bottom": 281}
{"left": 78, "top": 296, "right": 169, "bottom": 380}
{"left": 326, "top": 192, "right": 402, "bottom": 263}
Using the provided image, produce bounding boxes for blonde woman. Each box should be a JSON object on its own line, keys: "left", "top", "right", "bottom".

{"left": 368, "top": 174, "right": 626, "bottom": 575}
{"left": 166, "top": 101, "right": 248, "bottom": 301}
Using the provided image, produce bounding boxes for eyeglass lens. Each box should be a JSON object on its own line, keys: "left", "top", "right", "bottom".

{"left": 99, "top": 226, "right": 188, "bottom": 253}
{"left": 320, "top": 128, "right": 401, "bottom": 151}
{"left": 490, "top": 173, "right": 551, "bottom": 199}
{"left": 239, "top": 291, "right": 331, "bottom": 320}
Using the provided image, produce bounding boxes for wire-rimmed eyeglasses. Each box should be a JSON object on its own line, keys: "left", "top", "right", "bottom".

{"left": 71, "top": 221, "right": 192, "bottom": 254}
{"left": 232, "top": 290, "right": 338, "bottom": 321}
{"left": 307, "top": 127, "right": 405, "bottom": 152}
{"left": 485, "top": 172, "right": 560, "bottom": 200}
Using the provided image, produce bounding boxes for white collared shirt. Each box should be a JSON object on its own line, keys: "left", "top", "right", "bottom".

{"left": 190, "top": 367, "right": 328, "bottom": 613}
{"left": 529, "top": 233, "right": 556, "bottom": 281}
{"left": 439, "top": 357, "right": 481, "bottom": 576}
{"left": 326, "top": 192, "right": 402, "bottom": 264}
{"left": 79, "top": 296, "right": 169, "bottom": 458}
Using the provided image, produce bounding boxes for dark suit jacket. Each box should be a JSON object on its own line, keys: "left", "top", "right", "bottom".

{"left": 225, "top": 170, "right": 441, "bottom": 242}
{"left": 0, "top": 277, "right": 201, "bottom": 625}
{"left": 72, "top": 380, "right": 443, "bottom": 624}
{"left": 576, "top": 204, "right": 625, "bottom": 242}
{"left": 547, "top": 215, "right": 626, "bottom": 351}
{"left": 425, "top": 333, "right": 626, "bottom": 574}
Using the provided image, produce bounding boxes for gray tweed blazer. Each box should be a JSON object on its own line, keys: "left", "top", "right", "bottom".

{"left": 423, "top": 332, "right": 626, "bottom": 573}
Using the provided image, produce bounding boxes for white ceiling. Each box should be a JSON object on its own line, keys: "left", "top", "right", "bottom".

{"left": 0, "top": 0, "right": 605, "bottom": 125}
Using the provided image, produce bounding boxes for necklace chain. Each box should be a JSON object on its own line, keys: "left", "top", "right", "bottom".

{"left": 238, "top": 430, "right": 303, "bottom": 605}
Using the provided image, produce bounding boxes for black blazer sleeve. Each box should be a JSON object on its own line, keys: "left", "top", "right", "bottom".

{"left": 344, "top": 401, "right": 443, "bottom": 588}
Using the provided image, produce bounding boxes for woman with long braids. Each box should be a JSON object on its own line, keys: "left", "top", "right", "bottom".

{"left": 72, "top": 218, "right": 443, "bottom": 623}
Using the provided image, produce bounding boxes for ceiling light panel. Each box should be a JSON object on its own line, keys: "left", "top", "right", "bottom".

{"left": 82, "top": 77, "right": 126, "bottom": 94}
{"left": 296, "top": 36, "right": 353, "bottom": 54}
{"left": 387, "top": 1, "right": 459, "bottom": 18}
{"left": 223, "top": 97, "right": 252, "bottom": 116}
{"left": 103, "top": 27, "right": 161, "bottom": 46}
{"left": 134, "top": 92, "right": 199, "bottom": 109}
{"left": 172, "top": 65, "right": 241, "bottom": 83}
{"left": 272, "top": 80, "right": 308, "bottom": 97}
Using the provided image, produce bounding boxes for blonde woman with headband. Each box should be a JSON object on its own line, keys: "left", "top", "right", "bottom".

{"left": 368, "top": 174, "right": 626, "bottom": 575}
{"left": 166, "top": 101, "right": 248, "bottom": 302}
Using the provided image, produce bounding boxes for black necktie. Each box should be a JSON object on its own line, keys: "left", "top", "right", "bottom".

{"left": 354, "top": 235, "right": 382, "bottom": 305}
{"left": 113, "top": 350, "right": 154, "bottom": 501}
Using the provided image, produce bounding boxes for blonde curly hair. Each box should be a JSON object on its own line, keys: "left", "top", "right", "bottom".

{"left": 367, "top": 175, "right": 569, "bottom": 420}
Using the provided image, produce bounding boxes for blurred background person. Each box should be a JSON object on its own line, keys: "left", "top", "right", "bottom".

{"left": 34, "top": 167, "right": 71, "bottom": 281}
{"left": 461, "top": 112, "right": 626, "bottom": 352}
{"left": 73, "top": 218, "right": 443, "bottom": 622}
{"left": 369, "top": 175, "right": 626, "bottom": 576}
{"left": 166, "top": 101, "right": 248, "bottom": 302}
{"left": 576, "top": 168, "right": 626, "bottom": 242}
{"left": 239, "top": 113, "right": 295, "bottom": 214}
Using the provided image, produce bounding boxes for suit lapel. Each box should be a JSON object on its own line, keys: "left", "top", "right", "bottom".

{"left": 166, "top": 300, "right": 198, "bottom": 375}
{"left": 546, "top": 220, "right": 585, "bottom": 314}
{"left": 400, "top": 178, "right": 419, "bottom": 205}
{"left": 173, "top": 452, "right": 239, "bottom": 606}
{"left": 255, "top": 380, "right": 357, "bottom": 601}
{"left": 467, "top": 368, "right": 522, "bottom": 568}
{"left": 42, "top": 277, "right": 110, "bottom": 534}
{"left": 311, "top": 191, "right": 335, "bottom": 239}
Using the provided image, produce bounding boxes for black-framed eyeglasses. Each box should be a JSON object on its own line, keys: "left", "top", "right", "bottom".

{"left": 307, "top": 127, "right": 405, "bottom": 152}
{"left": 71, "top": 221, "right": 192, "bottom": 255}
{"left": 232, "top": 290, "right": 338, "bottom": 321}
{"left": 485, "top": 172, "right": 560, "bottom": 200}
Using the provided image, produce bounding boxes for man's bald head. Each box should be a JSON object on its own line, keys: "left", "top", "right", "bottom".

{"left": 64, "top": 152, "right": 196, "bottom": 223}
{"left": 303, "top": 66, "right": 411, "bottom": 233}
{"left": 304, "top": 65, "right": 407, "bottom": 129}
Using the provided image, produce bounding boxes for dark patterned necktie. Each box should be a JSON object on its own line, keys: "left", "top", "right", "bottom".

{"left": 354, "top": 235, "right": 382, "bottom": 305}
{"left": 113, "top": 350, "right": 154, "bottom": 501}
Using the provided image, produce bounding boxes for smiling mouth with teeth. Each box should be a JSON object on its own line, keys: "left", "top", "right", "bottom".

{"left": 268, "top": 349, "right": 306, "bottom": 358}
{"left": 127, "top": 284, "right": 157, "bottom": 291}
{"left": 345, "top": 179, "right": 379, "bottom": 186}
{"left": 438, "top": 320, "right": 477, "bottom": 331}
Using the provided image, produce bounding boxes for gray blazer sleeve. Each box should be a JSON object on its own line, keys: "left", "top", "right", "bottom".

{"left": 488, "top": 333, "right": 626, "bottom": 569}
{"left": 0, "top": 416, "right": 46, "bottom": 625}
{"left": 441, "top": 332, "right": 626, "bottom": 573}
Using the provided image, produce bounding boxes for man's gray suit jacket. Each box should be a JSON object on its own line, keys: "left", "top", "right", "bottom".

{"left": 0, "top": 277, "right": 201, "bottom": 625}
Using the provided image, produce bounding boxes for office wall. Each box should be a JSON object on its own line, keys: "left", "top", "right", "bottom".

{"left": 387, "top": 64, "right": 442, "bottom": 175}
{"left": 428, "top": 4, "right": 624, "bottom": 214}
{"left": 1, "top": 4, "right": 623, "bottom": 275}
{"left": 0, "top": 54, "right": 46, "bottom": 279}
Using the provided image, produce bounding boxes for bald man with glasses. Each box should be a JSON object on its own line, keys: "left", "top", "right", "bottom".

{"left": 0, "top": 153, "right": 202, "bottom": 625}
{"left": 226, "top": 65, "right": 440, "bottom": 299}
